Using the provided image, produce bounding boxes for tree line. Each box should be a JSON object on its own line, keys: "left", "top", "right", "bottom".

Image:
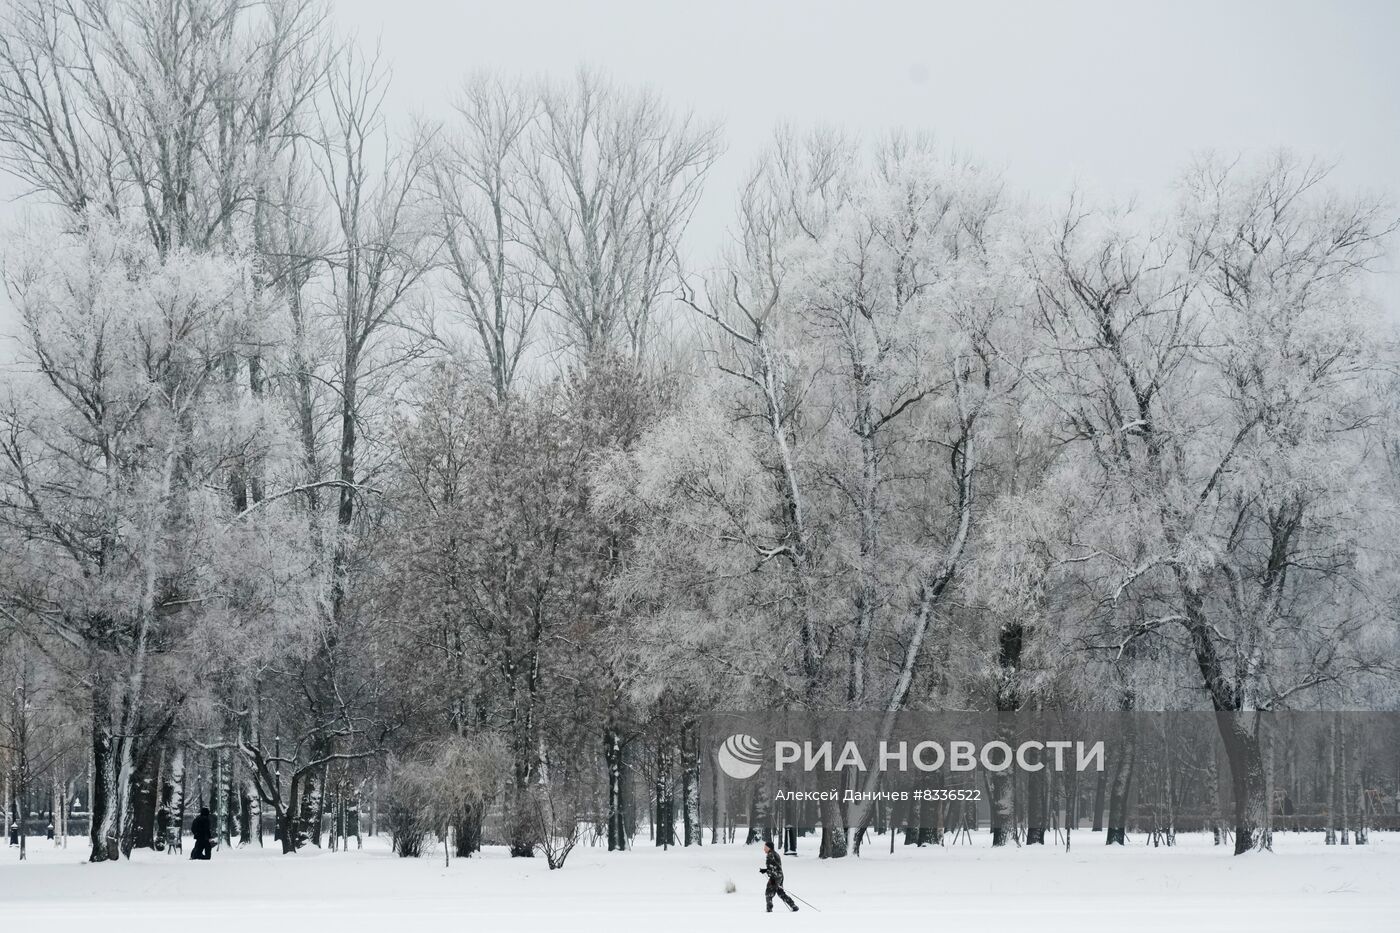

{"left": 0, "top": 0, "right": 1396, "bottom": 864}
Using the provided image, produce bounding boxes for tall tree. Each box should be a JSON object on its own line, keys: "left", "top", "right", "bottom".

{"left": 521, "top": 69, "right": 720, "bottom": 359}
{"left": 1029, "top": 155, "right": 1396, "bottom": 853}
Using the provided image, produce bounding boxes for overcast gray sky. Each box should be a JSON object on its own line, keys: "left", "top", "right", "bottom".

{"left": 341, "top": 0, "right": 1399, "bottom": 249}
{"left": 3, "top": 0, "right": 1398, "bottom": 328}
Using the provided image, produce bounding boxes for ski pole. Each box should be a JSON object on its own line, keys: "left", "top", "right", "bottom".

{"left": 786, "top": 889, "right": 822, "bottom": 913}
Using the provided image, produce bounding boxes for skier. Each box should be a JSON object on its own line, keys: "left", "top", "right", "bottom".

{"left": 759, "top": 840, "right": 798, "bottom": 913}
{"left": 189, "top": 807, "right": 214, "bottom": 861}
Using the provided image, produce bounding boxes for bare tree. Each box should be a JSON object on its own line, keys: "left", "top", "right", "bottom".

{"left": 521, "top": 69, "right": 720, "bottom": 360}
{"left": 238, "top": 45, "right": 434, "bottom": 853}
{"left": 428, "top": 74, "right": 542, "bottom": 400}
{"left": 315, "top": 44, "right": 432, "bottom": 618}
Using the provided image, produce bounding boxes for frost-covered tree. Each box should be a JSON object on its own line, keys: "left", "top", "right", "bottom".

{"left": 381, "top": 356, "right": 667, "bottom": 856}
{"left": 1026, "top": 155, "right": 1398, "bottom": 853}
{"left": 0, "top": 216, "right": 298, "bottom": 859}
{"left": 600, "top": 131, "right": 1025, "bottom": 856}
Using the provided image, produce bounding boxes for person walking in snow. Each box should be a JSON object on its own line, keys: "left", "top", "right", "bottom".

{"left": 189, "top": 807, "right": 214, "bottom": 861}
{"left": 759, "top": 840, "right": 798, "bottom": 913}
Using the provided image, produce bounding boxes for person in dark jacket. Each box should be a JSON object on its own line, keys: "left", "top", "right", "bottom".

{"left": 759, "top": 840, "right": 798, "bottom": 912}
{"left": 190, "top": 807, "right": 214, "bottom": 861}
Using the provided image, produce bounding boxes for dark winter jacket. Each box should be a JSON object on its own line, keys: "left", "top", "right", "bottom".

{"left": 191, "top": 812, "right": 213, "bottom": 843}
{"left": 763, "top": 848, "right": 784, "bottom": 885}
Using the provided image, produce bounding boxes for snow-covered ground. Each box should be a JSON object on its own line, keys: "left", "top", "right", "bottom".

{"left": 1, "top": 831, "right": 1395, "bottom": 931}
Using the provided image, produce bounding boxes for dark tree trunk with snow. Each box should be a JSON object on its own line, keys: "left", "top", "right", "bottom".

{"left": 681, "top": 721, "right": 700, "bottom": 846}
{"left": 129, "top": 751, "right": 159, "bottom": 851}
{"left": 990, "top": 622, "right": 1022, "bottom": 847}
{"left": 1026, "top": 755, "right": 1048, "bottom": 845}
{"left": 746, "top": 773, "right": 769, "bottom": 845}
{"left": 817, "top": 771, "right": 848, "bottom": 858}
{"left": 1215, "top": 713, "right": 1270, "bottom": 855}
{"left": 654, "top": 739, "right": 674, "bottom": 847}
{"left": 1105, "top": 694, "right": 1137, "bottom": 846}
{"left": 605, "top": 726, "right": 627, "bottom": 851}
{"left": 156, "top": 750, "right": 179, "bottom": 852}
{"left": 89, "top": 708, "right": 117, "bottom": 863}
{"left": 1091, "top": 769, "right": 1106, "bottom": 833}
{"left": 1350, "top": 722, "right": 1367, "bottom": 844}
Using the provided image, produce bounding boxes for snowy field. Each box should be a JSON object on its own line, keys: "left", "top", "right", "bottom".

{"left": 1, "top": 831, "right": 1395, "bottom": 932}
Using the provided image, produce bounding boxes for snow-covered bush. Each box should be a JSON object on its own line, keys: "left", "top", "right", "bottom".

{"left": 384, "top": 737, "right": 510, "bottom": 861}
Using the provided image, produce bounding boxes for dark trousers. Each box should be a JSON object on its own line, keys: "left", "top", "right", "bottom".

{"left": 766, "top": 880, "right": 796, "bottom": 911}
{"left": 190, "top": 838, "right": 213, "bottom": 860}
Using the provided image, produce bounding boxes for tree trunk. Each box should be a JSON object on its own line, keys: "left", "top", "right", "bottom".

{"left": 605, "top": 726, "right": 627, "bottom": 851}
{"left": 1091, "top": 768, "right": 1106, "bottom": 833}
{"left": 990, "top": 623, "right": 1023, "bottom": 847}
{"left": 153, "top": 748, "right": 170, "bottom": 850}
{"left": 681, "top": 722, "right": 700, "bottom": 846}
{"left": 278, "top": 811, "right": 299, "bottom": 855}
{"left": 1215, "top": 712, "right": 1270, "bottom": 855}
{"left": 817, "top": 771, "right": 847, "bottom": 858}
{"left": 89, "top": 704, "right": 118, "bottom": 863}
{"left": 308, "top": 764, "right": 328, "bottom": 848}
{"left": 1026, "top": 754, "right": 1048, "bottom": 845}
{"left": 298, "top": 771, "right": 319, "bottom": 850}
{"left": 745, "top": 773, "right": 767, "bottom": 845}
{"left": 1351, "top": 722, "right": 1367, "bottom": 845}
{"left": 654, "top": 740, "right": 674, "bottom": 848}
{"left": 240, "top": 784, "right": 254, "bottom": 846}
{"left": 1105, "top": 699, "right": 1137, "bottom": 846}
{"left": 507, "top": 783, "right": 535, "bottom": 858}
{"left": 212, "top": 748, "right": 229, "bottom": 847}
{"left": 709, "top": 746, "right": 720, "bottom": 846}
{"left": 129, "top": 750, "right": 159, "bottom": 850}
